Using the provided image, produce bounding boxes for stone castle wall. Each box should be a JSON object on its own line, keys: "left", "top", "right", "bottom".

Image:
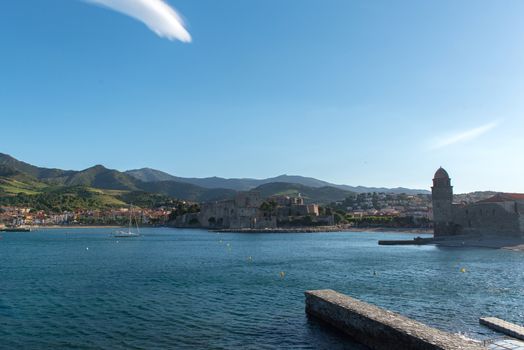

{"left": 452, "top": 202, "right": 521, "bottom": 236}
{"left": 518, "top": 203, "right": 524, "bottom": 232}
{"left": 179, "top": 191, "right": 327, "bottom": 230}
{"left": 196, "top": 192, "right": 277, "bottom": 229}
{"left": 431, "top": 167, "right": 524, "bottom": 237}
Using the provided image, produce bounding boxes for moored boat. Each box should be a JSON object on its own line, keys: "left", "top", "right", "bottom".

{"left": 112, "top": 205, "right": 140, "bottom": 238}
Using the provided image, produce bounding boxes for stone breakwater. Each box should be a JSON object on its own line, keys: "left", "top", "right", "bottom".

{"left": 378, "top": 237, "right": 434, "bottom": 245}
{"left": 305, "top": 289, "right": 485, "bottom": 350}
{"left": 212, "top": 226, "right": 432, "bottom": 234}
{"left": 377, "top": 235, "right": 524, "bottom": 251}
{"left": 479, "top": 317, "right": 524, "bottom": 341}
{"left": 434, "top": 235, "right": 524, "bottom": 251}
{"left": 212, "top": 226, "right": 344, "bottom": 233}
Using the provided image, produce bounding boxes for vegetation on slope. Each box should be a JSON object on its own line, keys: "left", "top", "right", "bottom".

{"left": 254, "top": 182, "right": 354, "bottom": 204}
{"left": 4, "top": 153, "right": 425, "bottom": 210}
{"left": 140, "top": 181, "right": 236, "bottom": 202}
{"left": 117, "top": 191, "right": 180, "bottom": 208}
{"left": 0, "top": 153, "right": 73, "bottom": 180}
{"left": 0, "top": 186, "right": 126, "bottom": 213}
{"left": 61, "top": 165, "right": 141, "bottom": 190}
{"left": 0, "top": 165, "right": 49, "bottom": 195}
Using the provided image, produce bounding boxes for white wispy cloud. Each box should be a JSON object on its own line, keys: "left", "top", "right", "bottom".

{"left": 86, "top": 0, "right": 191, "bottom": 42}
{"left": 431, "top": 121, "right": 500, "bottom": 150}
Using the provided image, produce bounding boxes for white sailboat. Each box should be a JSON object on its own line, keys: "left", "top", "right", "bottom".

{"left": 113, "top": 205, "right": 140, "bottom": 238}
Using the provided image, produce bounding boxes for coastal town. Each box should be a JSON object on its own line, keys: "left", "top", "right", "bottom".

{"left": 0, "top": 184, "right": 511, "bottom": 232}
{"left": 0, "top": 206, "right": 174, "bottom": 228}
{"left": 0, "top": 191, "right": 435, "bottom": 230}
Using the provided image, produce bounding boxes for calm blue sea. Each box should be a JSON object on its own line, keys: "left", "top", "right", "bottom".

{"left": 0, "top": 228, "right": 523, "bottom": 349}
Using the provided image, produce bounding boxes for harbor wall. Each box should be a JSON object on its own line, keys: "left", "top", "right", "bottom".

{"left": 305, "top": 289, "right": 485, "bottom": 350}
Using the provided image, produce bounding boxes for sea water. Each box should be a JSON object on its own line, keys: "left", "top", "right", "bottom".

{"left": 0, "top": 228, "right": 523, "bottom": 349}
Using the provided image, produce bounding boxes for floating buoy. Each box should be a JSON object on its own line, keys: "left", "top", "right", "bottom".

{"left": 460, "top": 267, "right": 466, "bottom": 273}
{"left": 279, "top": 271, "right": 286, "bottom": 279}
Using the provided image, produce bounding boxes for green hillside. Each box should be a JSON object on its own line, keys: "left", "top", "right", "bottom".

{"left": 0, "top": 156, "right": 233, "bottom": 210}
{"left": 0, "top": 177, "right": 44, "bottom": 196}
{"left": 140, "top": 181, "right": 236, "bottom": 202}
{"left": 0, "top": 186, "right": 127, "bottom": 212}
{"left": 0, "top": 165, "right": 49, "bottom": 195}
{"left": 125, "top": 168, "right": 178, "bottom": 182}
{"left": 254, "top": 182, "right": 354, "bottom": 204}
{"left": 0, "top": 153, "right": 358, "bottom": 209}
{"left": 0, "top": 163, "right": 170, "bottom": 211}
{"left": 0, "top": 153, "right": 74, "bottom": 180}
{"left": 61, "top": 165, "right": 141, "bottom": 190}
{"left": 117, "top": 191, "right": 179, "bottom": 208}
{"left": 0, "top": 154, "right": 141, "bottom": 191}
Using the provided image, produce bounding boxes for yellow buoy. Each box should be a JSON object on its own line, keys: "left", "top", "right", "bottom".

{"left": 460, "top": 267, "right": 466, "bottom": 273}
{"left": 279, "top": 271, "right": 286, "bottom": 278}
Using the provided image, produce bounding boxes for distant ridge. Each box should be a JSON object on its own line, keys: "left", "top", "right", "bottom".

{"left": 0, "top": 152, "right": 74, "bottom": 180}
{"left": 0, "top": 152, "right": 430, "bottom": 208}
{"left": 125, "top": 168, "right": 179, "bottom": 183}
{"left": 61, "top": 165, "right": 141, "bottom": 190}
{"left": 125, "top": 168, "right": 430, "bottom": 195}
{"left": 255, "top": 182, "right": 354, "bottom": 203}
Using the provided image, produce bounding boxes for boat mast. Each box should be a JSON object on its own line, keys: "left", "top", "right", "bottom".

{"left": 135, "top": 211, "right": 140, "bottom": 234}
{"left": 128, "top": 204, "right": 132, "bottom": 234}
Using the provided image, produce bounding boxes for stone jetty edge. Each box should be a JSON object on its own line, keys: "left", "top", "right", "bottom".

{"left": 305, "top": 289, "right": 485, "bottom": 350}
{"left": 480, "top": 317, "right": 524, "bottom": 341}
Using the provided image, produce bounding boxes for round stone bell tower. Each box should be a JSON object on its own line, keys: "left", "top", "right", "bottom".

{"left": 431, "top": 167, "right": 454, "bottom": 236}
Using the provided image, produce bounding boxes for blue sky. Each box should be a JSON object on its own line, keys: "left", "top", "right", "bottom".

{"left": 1, "top": 0, "right": 523, "bottom": 193}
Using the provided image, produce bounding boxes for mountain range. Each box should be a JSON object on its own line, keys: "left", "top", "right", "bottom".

{"left": 125, "top": 167, "right": 429, "bottom": 195}
{"left": 0, "top": 153, "right": 429, "bottom": 210}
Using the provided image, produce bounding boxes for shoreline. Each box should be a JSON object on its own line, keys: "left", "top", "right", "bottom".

{"left": 212, "top": 226, "right": 432, "bottom": 234}
{"left": 31, "top": 225, "right": 125, "bottom": 230}
{"left": 3, "top": 225, "right": 432, "bottom": 235}
{"left": 341, "top": 227, "right": 432, "bottom": 234}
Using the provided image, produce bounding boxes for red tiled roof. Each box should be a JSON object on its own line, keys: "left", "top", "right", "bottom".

{"left": 477, "top": 193, "right": 524, "bottom": 203}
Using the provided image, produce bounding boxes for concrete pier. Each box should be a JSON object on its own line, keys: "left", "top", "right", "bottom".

{"left": 480, "top": 317, "right": 524, "bottom": 341}
{"left": 305, "top": 289, "right": 485, "bottom": 350}
{"left": 378, "top": 237, "right": 434, "bottom": 245}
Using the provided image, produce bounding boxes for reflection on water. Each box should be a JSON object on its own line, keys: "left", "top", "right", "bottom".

{"left": 0, "top": 228, "right": 522, "bottom": 349}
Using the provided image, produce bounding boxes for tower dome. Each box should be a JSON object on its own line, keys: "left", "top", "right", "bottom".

{"left": 434, "top": 167, "right": 450, "bottom": 180}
